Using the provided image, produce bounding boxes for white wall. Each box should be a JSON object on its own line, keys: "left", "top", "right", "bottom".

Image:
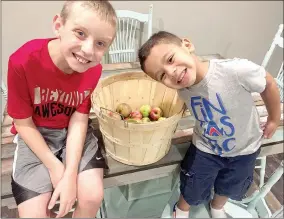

{"left": 1, "top": 1, "right": 283, "bottom": 113}
{"left": 110, "top": 1, "right": 283, "bottom": 75}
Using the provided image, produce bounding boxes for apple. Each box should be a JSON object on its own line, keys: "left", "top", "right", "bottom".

{"left": 142, "top": 117, "right": 151, "bottom": 123}
{"left": 116, "top": 103, "right": 132, "bottom": 118}
{"left": 139, "top": 104, "right": 151, "bottom": 117}
{"left": 158, "top": 117, "right": 166, "bottom": 121}
{"left": 130, "top": 110, "right": 143, "bottom": 120}
{"left": 127, "top": 118, "right": 142, "bottom": 124}
{"left": 149, "top": 107, "right": 163, "bottom": 121}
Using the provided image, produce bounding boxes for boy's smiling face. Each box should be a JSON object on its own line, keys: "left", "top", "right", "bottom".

{"left": 53, "top": 2, "right": 116, "bottom": 73}
{"left": 143, "top": 40, "right": 197, "bottom": 90}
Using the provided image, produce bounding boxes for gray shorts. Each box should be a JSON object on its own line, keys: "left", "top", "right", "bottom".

{"left": 11, "top": 120, "right": 107, "bottom": 206}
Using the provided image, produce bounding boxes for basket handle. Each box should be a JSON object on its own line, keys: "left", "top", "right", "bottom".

{"left": 100, "top": 107, "right": 124, "bottom": 119}
{"left": 92, "top": 105, "right": 129, "bottom": 128}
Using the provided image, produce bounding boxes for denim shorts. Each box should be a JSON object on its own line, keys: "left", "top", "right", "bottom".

{"left": 180, "top": 143, "right": 260, "bottom": 206}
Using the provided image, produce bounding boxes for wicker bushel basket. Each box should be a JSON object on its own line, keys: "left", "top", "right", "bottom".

{"left": 91, "top": 71, "right": 185, "bottom": 166}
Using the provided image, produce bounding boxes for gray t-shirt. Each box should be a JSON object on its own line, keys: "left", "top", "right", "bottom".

{"left": 178, "top": 58, "right": 266, "bottom": 157}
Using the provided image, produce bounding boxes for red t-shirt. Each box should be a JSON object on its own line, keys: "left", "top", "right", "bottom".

{"left": 7, "top": 38, "right": 102, "bottom": 134}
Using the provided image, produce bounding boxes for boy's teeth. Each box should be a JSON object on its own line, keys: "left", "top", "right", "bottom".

{"left": 75, "top": 54, "right": 89, "bottom": 64}
{"left": 178, "top": 70, "right": 185, "bottom": 82}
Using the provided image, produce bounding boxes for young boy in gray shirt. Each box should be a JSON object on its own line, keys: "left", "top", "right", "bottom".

{"left": 138, "top": 31, "right": 281, "bottom": 218}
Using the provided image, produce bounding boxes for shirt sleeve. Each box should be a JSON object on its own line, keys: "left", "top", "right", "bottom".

{"left": 76, "top": 64, "right": 102, "bottom": 114}
{"left": 7, "top": 57, "right": 33, "bottom": 119}
{"left": 76, "top": 96, "right": 92, "bottom": 114}
{"left": 236, "top": 59, "right": 267, "bottom": 93}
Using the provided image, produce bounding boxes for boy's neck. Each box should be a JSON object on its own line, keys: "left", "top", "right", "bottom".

{"left": 193, "top": 54, "right": 210, "bottom": 85}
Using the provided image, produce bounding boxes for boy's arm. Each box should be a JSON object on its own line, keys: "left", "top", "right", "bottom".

{"left": 235, "top": 59, "right": 281, "bottom": 138}
{"left": 260, "top": 72, "right": 281, "bottom": 138}
{"left": 48, "top": 65, "right": 101, "bottom": 217}
{"left": 7, "top": 58, "right": 64, "bottom": 187}
{"left": 65, "top": 111, "right": 89, "bottom": 176}
{"left": 48, "top": 111, "right": 89, "bottom": 217}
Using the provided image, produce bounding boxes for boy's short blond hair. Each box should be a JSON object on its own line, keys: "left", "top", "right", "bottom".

{"left": 60, "top": 1, "right": 117, "bottom": 27}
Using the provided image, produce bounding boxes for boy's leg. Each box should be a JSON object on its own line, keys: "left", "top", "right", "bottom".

{"left": 210, "top": 194, "right": 228, "bottom": 209}
{"left": 209, "top": 194, "right": 228, "bottom": 218}
{"left": 174, "top": 144, "right": 222, "bottom": 218}
{"left": 73, "top": 168, "right": 104, "bottom": 217}
{"left": 61, "top": 120, "right": 107, "bottom": 218}
{"left": 17, "top": 192, "right": 52, "bottom": 217}
{"left": 12, "top": 128, "right": 65, "bottom": 217}
{"left": 212, "top": 148, "right": 261, "bottom": 214}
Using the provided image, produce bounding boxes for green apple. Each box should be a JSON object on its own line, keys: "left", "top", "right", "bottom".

{"left": 142, "top": 117, "right": 151, "bottom": 123}
{"left": 127, "top": 118, "right": 142, "bottom": 124}
{"left": 158, "top": 117, "right": 166, "bottom": 121}
{"left": 139, "top": 104, "right": 151, "bottom": 117}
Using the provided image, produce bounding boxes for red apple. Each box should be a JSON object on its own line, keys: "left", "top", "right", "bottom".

{"left": 149, "top": 107, "right": 163, "bottom": 121}
{"left": 130, "top": 110, "right": 143, "bottom": 120}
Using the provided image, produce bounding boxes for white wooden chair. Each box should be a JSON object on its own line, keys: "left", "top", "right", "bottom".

{"left": 261, "top": 23, "right": 283, "bottom": 102}
{"left": 1, "top": 81, "right": 8, "bottom": 123}
{"left": 225, "top": 161, "right": 283, "bottom": 218}
{"left": 1, "top": 81, "right": 8, "bottom": 101}
{"left": 103, "top": 4, "right": 153, "bottom": 64}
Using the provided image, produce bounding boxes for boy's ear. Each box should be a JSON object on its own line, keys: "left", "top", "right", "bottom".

{"left": 181, "top": 38, "right": 195, "bottom": 53}
{"left": 52, "top": 14, "right": 63, "bottom": 38}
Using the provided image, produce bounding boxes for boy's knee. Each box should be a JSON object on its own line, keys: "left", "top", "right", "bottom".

{"left": 78, "top": 187, "right": 104, "bottom": 206}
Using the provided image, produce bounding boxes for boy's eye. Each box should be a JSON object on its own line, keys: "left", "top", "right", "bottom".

{"left": 160, "top": 73, "right": 165, "bottom": 81}
{"left": 75, "top": 30, "right": 85, "bottom": 38}
{"left": 97, "top": 41, "right": 105, "bottom": 47}
{"left": 168, "top": 55, "right": 174, "bottom": 64}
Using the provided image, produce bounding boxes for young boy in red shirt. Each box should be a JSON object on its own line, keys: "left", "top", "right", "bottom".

{"left": 7, "top": 1, "right": 117, "bottom": 218}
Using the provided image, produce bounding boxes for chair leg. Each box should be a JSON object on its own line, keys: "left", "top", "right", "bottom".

{"left": 247, "top": 162, "right": 283, "bottom": 215}
{"left": 259, "top": 156, "right": 267, "bottom": 188}
{"left": 229, "top": 190, "right": 260, "bottom": 204}
{"left": 99, "top": 198, "right": 108, "bottom": 218}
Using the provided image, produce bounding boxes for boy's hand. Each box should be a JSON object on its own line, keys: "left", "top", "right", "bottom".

{"left": 48, "top": 173, "right": 77, "bottom": 218}
{"left": 261, "top": 116, "right": 279, "bottom": 139}
{"left": 48, "top": 161, "right": 65, "bottom": 188}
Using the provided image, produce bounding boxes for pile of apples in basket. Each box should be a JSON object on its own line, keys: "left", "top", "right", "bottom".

{"left": 115, "top": 103, "right": 166, "bottom": 124}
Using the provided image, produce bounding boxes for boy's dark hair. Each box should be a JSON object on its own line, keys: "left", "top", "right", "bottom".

{"left": 138, "top": 31, "right": 182, "bottom": 72}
